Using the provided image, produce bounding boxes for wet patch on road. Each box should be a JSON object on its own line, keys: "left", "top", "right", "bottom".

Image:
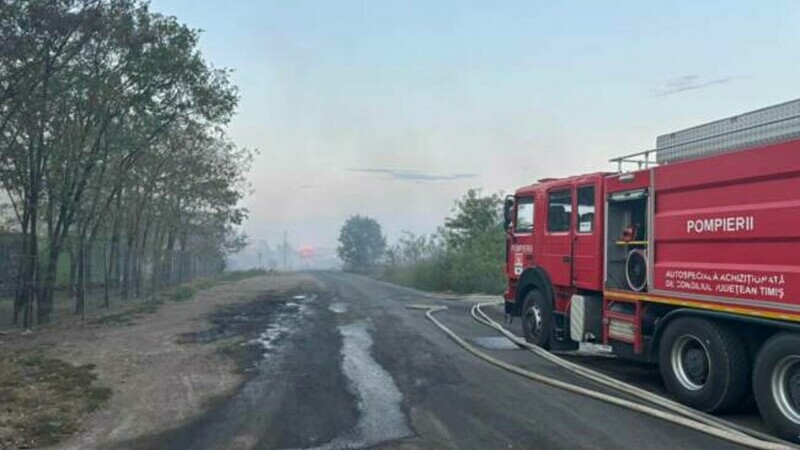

{"left": 249, "top": 300, "right": 310, "bottom": 355}
{"left": 294, "top": 321, "right": 412, "bottom": 450}
{"left": 178, "top": 294, "right": 311, "bottom": 345}
{"left": 328, "top": 302, "right": 348, "bottom": 314}
{"left": 177, "top": 292, "right": 316, "bottom": 371}
{"left": 470, "top": 336, "right": 521, "bottom": 351}
{"left": 115, "top": 289, "right": 356, "bottom": 450}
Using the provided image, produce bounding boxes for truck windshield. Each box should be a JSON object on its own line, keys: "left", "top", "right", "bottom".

{"left": 515, "top": 197, "right": 534, "bottom": 233}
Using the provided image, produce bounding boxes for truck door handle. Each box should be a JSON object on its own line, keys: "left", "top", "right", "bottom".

{"left": 563, "top": 256, "right": 572, "bottom": 263}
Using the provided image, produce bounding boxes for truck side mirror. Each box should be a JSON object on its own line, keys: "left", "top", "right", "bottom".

{"left": 503, "top": 196, "right": 514, "bottom": 230}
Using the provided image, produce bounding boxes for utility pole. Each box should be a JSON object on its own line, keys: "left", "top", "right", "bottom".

{"left": 282, "top": 230, "right": 288, "bottom": 270}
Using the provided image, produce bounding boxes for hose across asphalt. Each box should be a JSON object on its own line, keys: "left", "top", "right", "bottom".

{"left": 406, "top": 303, "right": 795, "bottom": 450}
{"left": 470, "top": 301, "right": 789, "bottom": 445}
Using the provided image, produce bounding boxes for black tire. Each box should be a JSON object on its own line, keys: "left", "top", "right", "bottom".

{"left": 521, "top": 289, "right": 551, "bottom": 349}
{"left": 658, "top": 317, "right": 751, "bottom": 413}
{"left": 753, "top": 332, "right": 800, "bottom": 443}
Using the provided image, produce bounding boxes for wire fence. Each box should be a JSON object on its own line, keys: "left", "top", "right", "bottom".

{"left": 0, "top": 233, "right": 21, "bottom": 300}
{"left": 0, "top": 232, "right": 224, "bottom": 329}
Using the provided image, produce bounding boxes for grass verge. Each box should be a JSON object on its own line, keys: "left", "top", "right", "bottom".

{"left": 0, "top": 351, "right": 111, "bottom": 449}
{"left": 91, "top": 298, "right": 164, "bottom": 326}
{"left": 169, "top": 286, "right": 196, "bottom": 302}
{"left": 91, "top": 269, "right": 269, "bottom": 326}
{"left": 214, "top": 268, "right": 269, "bottom": 284}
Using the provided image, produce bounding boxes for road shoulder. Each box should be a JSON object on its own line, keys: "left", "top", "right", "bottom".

{"left": 0, "top": 274, "right": 315, "bottom": 450}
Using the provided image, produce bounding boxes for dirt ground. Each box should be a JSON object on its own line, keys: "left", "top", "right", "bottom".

{"left": 0, "top": 274, "right": 317, "bottom": 450}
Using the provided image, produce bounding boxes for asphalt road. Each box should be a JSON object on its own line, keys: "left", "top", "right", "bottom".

{"left": 130, "top": 271, "right": 755, "bottom": 450}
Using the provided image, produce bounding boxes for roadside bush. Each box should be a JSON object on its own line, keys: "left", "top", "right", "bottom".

{"left": 170, "top": 286, "right": 196, "bottom": 302}
{"left": 381, "top": 189, "right": 506, "bottom": 295}
{"left": 216, "top": 268, "right": 268, "bottom": 283}
{"left": 193, "top": 278, "right": 218, "bottom": 290}
{"left": 438, "top": 231, "right": 505, "bottom": 294}
{"left": 381, "top": 257, "right": 444, "bottom": 292}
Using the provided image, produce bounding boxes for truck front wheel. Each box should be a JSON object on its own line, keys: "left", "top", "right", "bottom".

{"left": 658, "top": 317, "right": 750, "bottom": 413}
{"left": 521, "top": 290, "right": 551, "bottom": 349}
{"left": 753, "top": 332, "right": 800, "bottom": 442}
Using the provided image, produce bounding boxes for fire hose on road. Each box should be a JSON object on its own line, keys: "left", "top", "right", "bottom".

{"left": 407, "top": 302, "right": 796, "bottom": 450}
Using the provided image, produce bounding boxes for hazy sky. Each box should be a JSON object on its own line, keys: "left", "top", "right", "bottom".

{"left": 152, "top": 0, "right": 799, "bottom": 250}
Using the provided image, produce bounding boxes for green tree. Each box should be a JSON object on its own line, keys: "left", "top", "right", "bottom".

{"left": 0, "top": 0, "right": 249, "bottom": 327}
{"left": 439, "top": 189, "right": 505, "bottom": 293}
{"left": 442, "top": 189, "right": 503, "bottom": 249}
{"left": 337, "top": 215, "right": 386, "bottom": 271}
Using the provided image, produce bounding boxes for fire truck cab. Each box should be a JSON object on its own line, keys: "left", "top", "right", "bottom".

{"left": 504, "top": 172, "right": 607, "bottom": 350}
{"left": 503, "top": 98, "right": 800, "bottom": 442}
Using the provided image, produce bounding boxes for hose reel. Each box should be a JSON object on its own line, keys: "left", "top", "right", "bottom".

{"left": 626, "top": 248, "right": 648, "bottom": 292}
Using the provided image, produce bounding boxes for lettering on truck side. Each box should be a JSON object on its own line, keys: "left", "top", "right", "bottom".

{"left": 686, "top": 216, "right": 755, "bottom": 234}
{"left": 663, "top": 269, "right": 787, "bottom": 301}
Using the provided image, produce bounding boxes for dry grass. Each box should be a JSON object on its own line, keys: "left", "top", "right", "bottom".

{"left": 89, "top": 270, "right": 271, "bottom": 326}
{"left": 90, "top": 298, "right": 164, "bottom": 326}
{"left": 0, "top": 351, "right": 111, "bottom": 449}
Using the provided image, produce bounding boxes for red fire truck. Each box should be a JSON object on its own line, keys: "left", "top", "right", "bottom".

{"left": 502, "top": 99, "right": 800, "bottom": 441}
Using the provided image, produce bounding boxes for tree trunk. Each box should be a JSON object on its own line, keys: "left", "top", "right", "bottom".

{"left": 23, "top": 191, "right": 40, "bottom": 329}
{"left": 108, "top": 223, "right": 120, "bottom": 294}
{"left": 13, "top": 209, "right": 30, "bottom": 325}
{"left": 37, "top": 243, "right": 60, "bottom": 324}
{"left": 163, "top": 228, "right": 176, "bottom": 286}
{"left": 150, "top": 223, "right": 162, "bottom": 293}
{"left": 103, "top": 237, "right": 110, "bottom": 309}
{"left": 135, "top": 219, "right": 151, "bottom": 297}
{"left": 68, "top": 242, "right": 77, "bottom": 299}
{"left": 178, "top": 230, "right": 188, "bottom": 284}
{"left": 132, "top": 244, "right": 140, "bottom": 298}
{"left": 75, "top": 237, "right": 85, "bottom": 316}
{"left": 121, "top": 238, "right": 131, "bottom": 301}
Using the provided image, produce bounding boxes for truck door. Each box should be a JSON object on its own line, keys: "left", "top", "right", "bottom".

{"left": 541, "top": 188, "right": 573, "bottom": 287}
{"left": 508, "top": 195, "right": 535, "bottom": 279}
{"left": 573, "top": 183, "right": 602, "bottom": 290}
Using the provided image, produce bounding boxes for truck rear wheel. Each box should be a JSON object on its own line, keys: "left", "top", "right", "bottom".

{"left": 521, "top": 290, "right": 551, "bottom": 349}
{"left": 753, "top": 332, "right": 800, "bottom": 442}
{"left": 658, "top": 317, "right": 750, "bottom": 413}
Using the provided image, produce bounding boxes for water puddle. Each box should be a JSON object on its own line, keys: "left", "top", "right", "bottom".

{"left": 328, "top": 302, "right": 348, "bottom": 314}
{"left": 470, "top": 336, "right": 520, "bottom": 351}
{"left": 293, "top": 321, "right": 412, "bottom": 450}
{"left": 574, "top": 343, "right": 615, "bottom": 358}
{"left": 141, "top": 291, "right": 319, "bottom": 450}
{"left": 180, "top": 293, "right": 315, "bottom": 365}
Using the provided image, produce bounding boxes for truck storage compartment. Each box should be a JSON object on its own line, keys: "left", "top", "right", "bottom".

{"left": 605, "top": 189, "right": 649, "bottom": 292}
{"left": 652, "top": 138, "right": 800, "bottom": 309}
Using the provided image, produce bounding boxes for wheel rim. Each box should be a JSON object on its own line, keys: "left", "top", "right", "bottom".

{"left": 525, "top": 303, "right": 543, "bottom": 339}
{"left": 671, "top": 335, "right": 710, "bottom": 391}
{"left": 771, "top": 355, "right": 800, "bottom": 425}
